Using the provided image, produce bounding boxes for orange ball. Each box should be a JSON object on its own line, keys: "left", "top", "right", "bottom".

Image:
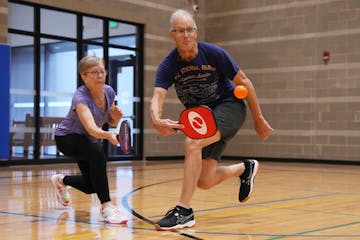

{"left": 234, "top": 85, "right": 248, "bottom": 99}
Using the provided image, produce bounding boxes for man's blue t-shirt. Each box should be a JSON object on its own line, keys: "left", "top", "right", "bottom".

{"left": 155, "top": 41, "right": 239, "bottom": 108}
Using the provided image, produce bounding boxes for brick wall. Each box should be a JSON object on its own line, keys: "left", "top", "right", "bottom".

{"left": 2, "top": 0, "right": 359, "bottom": 161}
{"left": 205, "top": 0, "right": 360, "bottom": 161}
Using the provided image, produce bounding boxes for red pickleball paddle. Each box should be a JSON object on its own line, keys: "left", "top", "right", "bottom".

{"left": 178, "top": 105, "right": 217, "bottom": 139}
{"left": 117, "top": 120, "right": 131, "bottom": 154}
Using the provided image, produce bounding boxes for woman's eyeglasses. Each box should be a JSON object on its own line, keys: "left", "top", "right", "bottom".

{"left": 84, "top": 70, "right": 107, "bottom": 77}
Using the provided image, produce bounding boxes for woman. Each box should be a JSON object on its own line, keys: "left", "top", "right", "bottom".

{"left": 51, "top": 56, "right": 127, "bottom": 224}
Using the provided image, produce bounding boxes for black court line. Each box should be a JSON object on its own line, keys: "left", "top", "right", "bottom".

{"left": 121, "top": 179, "right": 360, "bottom": 239}
{"left": 2, "top": 164, "right": 358, "bottom": 238}
{"left": 1, "top": 210, "right": 358, "bottom": 239}
{"left": 121, "top": 178, "right": 205, "bottom": 240}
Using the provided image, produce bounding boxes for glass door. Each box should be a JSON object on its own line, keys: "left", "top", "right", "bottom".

{"left": 8, "top": 1, "right": 144, "bottom": 163}
{"left": 107, "top": 49, "right": 141, "bottom": 158}
{"left": 39, "top": 39, "right": 77, "bottom": 158}
{"left": 8, "top": 34, "right": 35, "bottom": 159}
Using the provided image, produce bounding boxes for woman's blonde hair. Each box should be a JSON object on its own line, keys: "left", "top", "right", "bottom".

{"left": 78, "top": 56, "right": 104, "bottom": 74}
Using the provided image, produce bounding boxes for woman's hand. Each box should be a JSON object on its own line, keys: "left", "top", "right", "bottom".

{"left": 110, "top": 105, "right": 123, "bottom": 120}
{"left": 108, "top": 105, "right": 123, "bottom": 127}
{"left": 107, "top": 131, "right": 119, "bottom": 145}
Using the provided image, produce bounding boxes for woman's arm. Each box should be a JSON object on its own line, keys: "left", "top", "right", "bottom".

{"left": 76, "top": 103, "right": 119, "bottom": 145}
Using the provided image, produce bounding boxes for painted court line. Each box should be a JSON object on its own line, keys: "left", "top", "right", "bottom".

{"left": 122, "top": 178, "right": 358, "bottom": 239}
{"left": 265, "top": 221, "right": 360, "bottom": 239}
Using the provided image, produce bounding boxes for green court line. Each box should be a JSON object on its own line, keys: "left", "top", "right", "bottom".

{"left": 266, "top": 221, "right": 360, "bottom": 239}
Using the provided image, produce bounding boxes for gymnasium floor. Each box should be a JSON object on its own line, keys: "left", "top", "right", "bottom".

{"left": 0, "top": 160, "right": 359, "bottom": 239}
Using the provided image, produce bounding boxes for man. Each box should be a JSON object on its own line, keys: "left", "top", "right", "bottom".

{"left": 150, "top": 9, "right": 273, "bottom": 231}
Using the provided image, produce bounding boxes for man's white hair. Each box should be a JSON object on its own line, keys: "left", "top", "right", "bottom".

{"left": 169, "top": 9, "right": 197, "bottom": 32}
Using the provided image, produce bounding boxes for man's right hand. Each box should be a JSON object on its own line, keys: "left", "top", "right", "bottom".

{"left": 153, "top": 118, "right": 184, "bottom": 136}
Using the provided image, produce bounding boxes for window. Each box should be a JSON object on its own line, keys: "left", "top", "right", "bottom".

{"left": 8, "top": 1, "right": 144, "bottom": 162}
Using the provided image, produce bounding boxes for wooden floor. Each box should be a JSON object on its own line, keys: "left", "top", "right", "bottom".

{"left": 0, "top": 160, "right": 359, "bottom": 240}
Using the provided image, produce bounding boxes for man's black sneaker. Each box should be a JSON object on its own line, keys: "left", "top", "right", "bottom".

{"left": 239, "top": 159, "right": 259, "bottom": 202}
{"left": 155, "top": 205, "right": 195, "bottom": 231}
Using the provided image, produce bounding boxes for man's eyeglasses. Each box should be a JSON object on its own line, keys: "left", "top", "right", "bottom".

{"left": 84, "top": 70, "right": 107, "bottom": 77}
{"left": 171, "top": 27, "right": 197, "bottom": 35}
